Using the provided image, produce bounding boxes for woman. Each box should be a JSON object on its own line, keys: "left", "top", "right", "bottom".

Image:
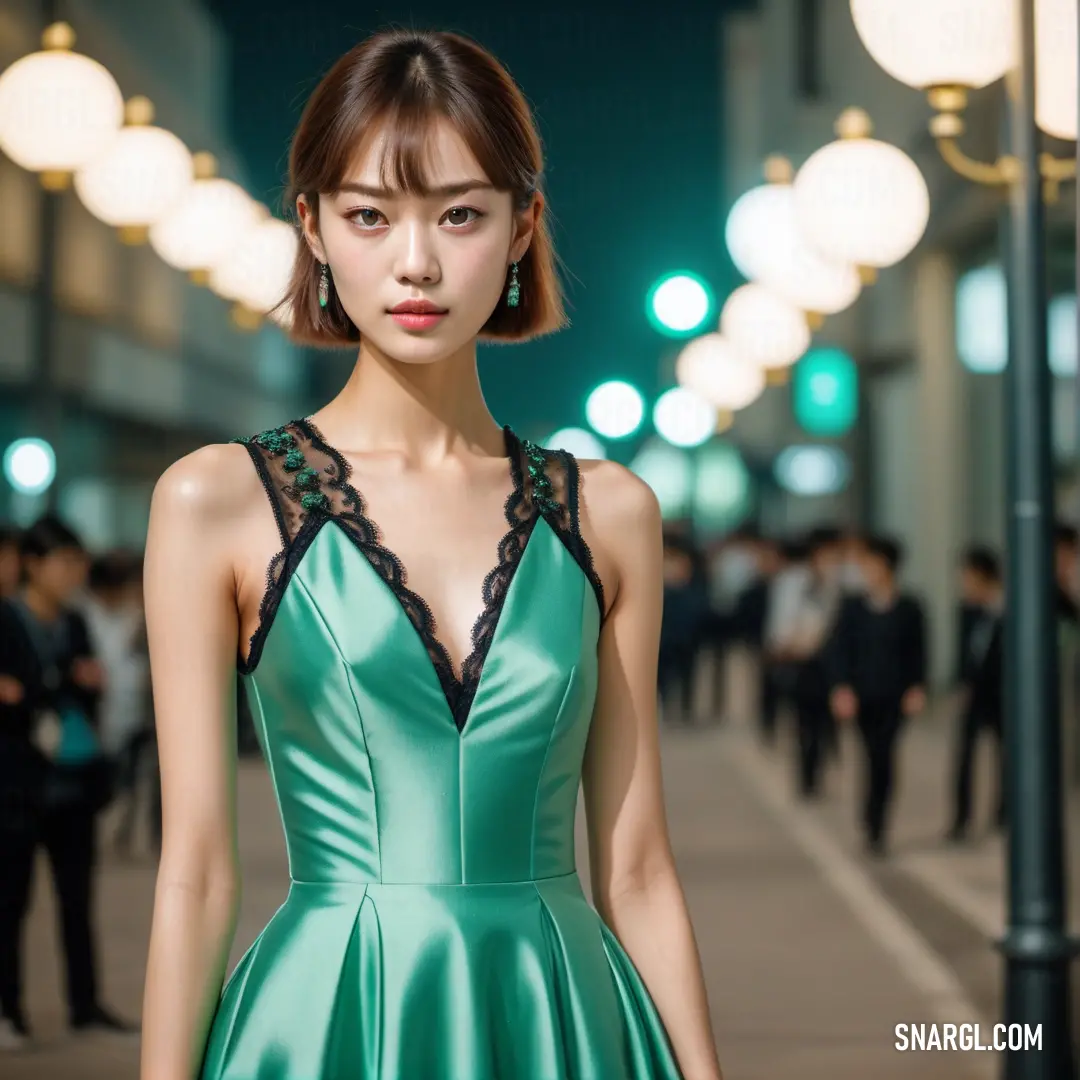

{"left": 141, "top": 29, "right": 723, "bottom": 1080}
{"left": 0, "top": 516, "right": 132, "bottom": 1048}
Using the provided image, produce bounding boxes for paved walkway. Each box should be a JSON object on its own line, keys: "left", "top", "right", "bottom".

{"left": 7, "top": 677, "right": 1061, "bottom": 1078}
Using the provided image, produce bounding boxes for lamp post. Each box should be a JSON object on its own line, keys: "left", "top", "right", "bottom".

{"left": 850, "top": 2, "right": 1078, "bottom": 1076}
{"left": 0, "top": 16, "right": 125, "bottom": 510}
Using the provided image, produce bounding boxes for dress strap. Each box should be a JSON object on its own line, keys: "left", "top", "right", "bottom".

{"left": 514, "top": 435, "right": 607, "bottom": 620}
{"left": 231, "top": 420, "right": 343, "bottom": 672}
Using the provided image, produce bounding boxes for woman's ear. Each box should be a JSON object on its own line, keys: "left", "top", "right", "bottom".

{"left": 296, "top": 194, "right": 327, "bottom": 263}
{"left": 509, "top": 191, "right": 543, "bottom": 265}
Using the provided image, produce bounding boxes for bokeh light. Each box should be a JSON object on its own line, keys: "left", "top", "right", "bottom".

{"left": 646, "top": 272, "right": 714, "bottom": 337}
{"left": 3, "top": 437, "right": 56, "bottom": 495}
{"left": 653, "top": 387, "right": 718, "bottom": 448}
{"left": 544, "top": 427, "right": 607, "bottom": 459}
{"left": 585, "top": 380, "right": 645, "bottom": 439}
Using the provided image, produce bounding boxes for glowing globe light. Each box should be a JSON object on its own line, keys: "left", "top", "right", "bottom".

{"left": 585, "top": 380, "right": 645, "bottom": 439}
{"left": 725, "top": 182, "right": 862, "bottom": 314}
{"left": 74, "top": 96, "right": 193, "bottom": 241}
{"left": 849, "top": 0, "right": 1015, "bottom": 91}
{"left": 956, "top": 264, "right": 1008, "bottom": 374}
{"left": 0, "top": 23, "right": 124, "bottom": 186}
{"left": 1048, "top": 294, "right": 1077, "bottom": 377}
{"left": 793, "top": 110, "right": 930, "bottom": 269}
{"left": 653, "top": 387, "right": 717, "bottom": 448}
{"left": 210, "top": 214, "right": 299, "bottom": 315}
{"left": 3, "top": 437, "right": 56, "bottom": 495}
{"left": 628, "top": 439, "right": 694, "bottom": 519}
{"left": 675, "top": 333, "right": 766, "bottom": 411}
{"left": 1036, "top": 0, "right": 1078, "bottom": 140}
{"left": 545, "top": 427, "right": 607, "bottom": 460}
{"left": 774, "top": 445, "right": 851, "bottom": 496}
{"left": 150, "top": 153, "right": 263, "bottom": 276}
{"left": 646, "top": 272, "right": 714, "bottom": 336}
{"left": 720, "top": 284, "right": 811, "bottom": 370}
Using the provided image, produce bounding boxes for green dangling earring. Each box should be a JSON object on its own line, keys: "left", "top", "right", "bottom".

{"left": 318, "top": 263, "right": 330, "bottom": 309}
{"left": 506, "top": 261, "right": 520, "bottom": 308}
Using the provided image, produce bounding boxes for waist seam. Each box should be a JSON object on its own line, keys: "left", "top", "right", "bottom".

{"left": 289, "top": 869, "right": 579, "bottom": 888}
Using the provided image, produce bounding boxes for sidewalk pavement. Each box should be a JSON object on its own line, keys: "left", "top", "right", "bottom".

{"left": 6, "top": 710, "right": 1011, "bottom": 1079}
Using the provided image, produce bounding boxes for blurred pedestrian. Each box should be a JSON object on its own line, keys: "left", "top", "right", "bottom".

{"left": 827, "top": 536, "right": 927, "bottom": 857}
{"left": 787, "top": 528, "right": 844, "bottom": 798}
{"left": 947, "top": 546, "right": 1004, "bottom": 842}
{"left": 658, "top": 532, "right": 710, "bottom": 725}
{"left": 0, "top": 516, "right": 135, "bottom": 1049}
{"left": 0, "top": 527, "right": 20, "bottom": 600}
{"left": 78, "top": 552, "right": 155, "bottom": 855}
{"left": 761, "top": 540, "right": 810, "bottom": 745}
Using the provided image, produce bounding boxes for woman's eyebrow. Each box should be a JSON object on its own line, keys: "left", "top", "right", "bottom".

{"left": 337, "top": 180, "right": 496, "bottom": 198}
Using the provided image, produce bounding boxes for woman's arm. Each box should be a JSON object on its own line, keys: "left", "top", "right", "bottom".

{"left": 140, "top": 445, "right": 253, "bottom": 1080}
{"left": 580, "top": 465, "right": 724, "bottom": 1080}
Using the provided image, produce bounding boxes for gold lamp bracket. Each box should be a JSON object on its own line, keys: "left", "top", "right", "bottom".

{"left": 926, "top": 85, "right": 1075, "bottom": 202}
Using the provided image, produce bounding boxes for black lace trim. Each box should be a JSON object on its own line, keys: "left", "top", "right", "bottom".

{"left": 235, "top": 420, "right": 608, "bottom": 729}
{"left": 298, "top": 418, "right": 534, "bottom": 732}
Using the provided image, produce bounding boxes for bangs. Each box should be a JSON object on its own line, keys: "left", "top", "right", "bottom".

{"left": 344, "top": 106, "right": 454, "bottom": 197}
{"left": 324, "top": 98, "right": 528, "bottom": 201}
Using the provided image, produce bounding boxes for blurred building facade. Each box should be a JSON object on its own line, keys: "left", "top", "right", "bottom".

{"left": 0, "top": 0, "right": 311, "bottom": 549}
{"left": 721, "top": 0, "right": 1078, "bottom": 688}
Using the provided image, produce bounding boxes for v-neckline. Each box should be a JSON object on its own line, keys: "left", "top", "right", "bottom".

{"left": 295, "top": 417, "right": 538, "bottom": 733}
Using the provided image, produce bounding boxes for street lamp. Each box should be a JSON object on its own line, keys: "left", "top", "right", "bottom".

{"left": 73, "top": 95, "right": 194, "bottom": 245}
{"left": 851, "top": 2, "right": 1078, "bottom": 1077}
{"left": 0, "top": 21, "right": 123, "bottom": 189}
{"left": 793, "top": 108, "right": 930, "bottom": 271}
{"left": 675, "top": 332, "right": 766, "bottom": 417}
{"left": 209, "top": 210, "right": 299, "bottom": 330}
{"left": 725, "top": 156, "right": 862, "bottom": 323}
{"left": 0, "top": 20, "right": 125, "bottom": 509}
{"left": 149, "top": 151, "right": 263, "bottom": 284}
{"left": 719, "top": 283, "right": 811, "bottom": 384}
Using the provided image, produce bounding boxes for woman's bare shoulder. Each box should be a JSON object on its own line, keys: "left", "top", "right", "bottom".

{"left": 575, "top": 457, "right": 660, "bottom": 534}
{"left": 151, "top": 441, "right": 263, "bottom": 528}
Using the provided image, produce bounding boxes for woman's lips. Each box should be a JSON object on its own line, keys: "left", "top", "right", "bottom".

{"left": 390, "top": 311, "right": 447, "bottom": 330}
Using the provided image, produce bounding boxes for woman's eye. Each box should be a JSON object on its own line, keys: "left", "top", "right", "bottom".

{"left": 352, "top": 208, "right": 384, "bottom": 227}
{"left": 444, "top": 206, "right": 481, "bottom": 227}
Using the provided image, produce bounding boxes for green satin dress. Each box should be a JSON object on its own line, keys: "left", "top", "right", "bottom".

{"left": 199, "top": 418, "right": 684, "bottom": 1079}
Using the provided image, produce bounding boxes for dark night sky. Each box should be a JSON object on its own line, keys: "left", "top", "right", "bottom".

{"left": 205, "top": 1, "right": 743, "bottom": 443}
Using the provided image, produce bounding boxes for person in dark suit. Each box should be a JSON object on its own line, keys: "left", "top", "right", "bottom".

{"left": 0, "top": 517, "right": 134, "bottom": 1049}
{"left": 731, "top": 538, "right": 784, "bottom": 741}
{"left": 788, "top": 528, "right": 844, "bottom": 798}
{"left": 947, "top": 546, "right": 1004, "bottom": 842}
{"left": 658, "top": 532, "right": 711, "bottom": 724}
{"left": 827, "top": 536, "right": 927, "bottom": 857}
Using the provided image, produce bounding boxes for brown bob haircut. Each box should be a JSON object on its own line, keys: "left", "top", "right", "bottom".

{"left": 277, "top": 29, "right": 568, "bottom": 348}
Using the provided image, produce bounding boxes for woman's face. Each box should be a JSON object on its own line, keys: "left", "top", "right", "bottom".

{"left": 300, "top": 117, "right": 538, "bottom": 365}
{"left": 26, "top": 546, "right": 88, "bottom": 605}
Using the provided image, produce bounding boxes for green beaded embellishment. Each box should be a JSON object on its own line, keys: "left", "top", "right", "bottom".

{"left": 293, "top": 467, "right": 320, "bottom": 490}
{"left": 247, "top": 425, "right": 330, "bottom": 516}
{"left": 522, "top": 439, "right": 560, "bottom": 517}
{"left": 506, "top": 262, "right": 520, "bottom": 308}
{"left": 254, "top": 428, "right": 296, "bottom": 455}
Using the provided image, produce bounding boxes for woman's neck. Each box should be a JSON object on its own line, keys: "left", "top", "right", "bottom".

{"left": 314, "top": 340, "right": 504, "bottom": 463}
{"left": 21, "top": 584, "right": 60, "bottom": 622}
